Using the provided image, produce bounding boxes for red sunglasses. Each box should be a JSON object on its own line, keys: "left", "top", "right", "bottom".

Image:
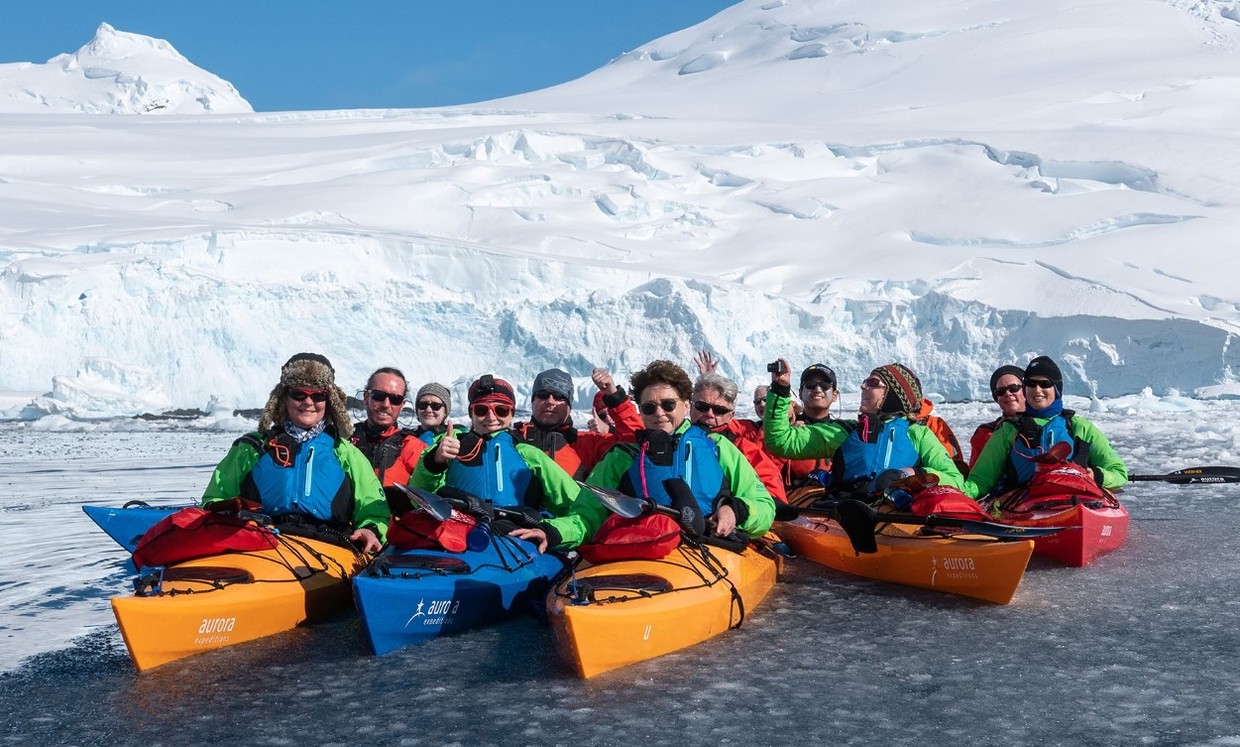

{"left": 471, "top": 403, "right": 513, "bottom": 418}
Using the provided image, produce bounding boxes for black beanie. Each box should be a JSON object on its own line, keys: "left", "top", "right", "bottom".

{"left": 1024, "top": 356, "right": 1063, "bottom": 396}
{"left": 989, "top": 365, "right": 1025, "bottom": 399}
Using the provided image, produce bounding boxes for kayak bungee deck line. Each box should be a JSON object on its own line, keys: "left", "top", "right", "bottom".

{"left": 985, "top": 499, "right": 1129, "bottom": 567}
{"left": 353, "top": 529, "right": 567, "bottom": 656}
{"left": 111, "top": 530, "right": 367, "bottom": 672}
{"left": 776, "top": 516, "right": 1033, "bottom": 605}
{"left": 546, "top": 536, "right": 782, "bottom": 679}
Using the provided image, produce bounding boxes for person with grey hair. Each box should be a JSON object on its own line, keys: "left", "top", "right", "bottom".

{"left": 202, "top": 352, "right": 388, "bottom": 553}
{"left": 690, "top": 372, "right": 787, "bottom": 503}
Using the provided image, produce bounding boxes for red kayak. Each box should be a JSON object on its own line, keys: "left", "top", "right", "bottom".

{"left": 982, "top": 491, "right": 1128, "bottom": 567}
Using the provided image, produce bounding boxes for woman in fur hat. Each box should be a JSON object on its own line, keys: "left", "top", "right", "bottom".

{"left": 762, "top": 358, "right": 965, "bottom": 501}
{"left": 201, "top": 353, "right": 388, "bottom": 552}
{"left": 964, "top": 355, "right": 1128, "bottom": 499}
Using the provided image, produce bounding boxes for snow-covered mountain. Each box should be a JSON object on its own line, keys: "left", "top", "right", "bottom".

{"left": 2, "top": 1, "right": 1239, "bottom": 423}
{"left": 0, "top": 22, "right": 251, "bottom": 115}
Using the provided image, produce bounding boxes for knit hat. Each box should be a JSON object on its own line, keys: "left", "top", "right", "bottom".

{"left": 415, "top": 382, "right": 451, "bottom": 411}
{"left": 1024, "top": 356, "right": 1064, "bottom": 397}
{"left": 989, "top": 365, "right": 1025, "bottom": 400}
{"left": 468, "top": 375, "right": 516, "bottom": 407}
{"left": 260, "top": 352, "right": 352, "bottom": 438}
{"left": 872, "top": 363, "right": 923, "bottom": 416}
{"left": 532, "top": 368, "right": 574, "bottom": 405}
{"left": 800, "top": 363, "right": 837, "bottom": 391}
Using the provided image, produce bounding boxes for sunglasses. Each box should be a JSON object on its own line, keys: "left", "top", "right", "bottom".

{"left": 367, "top": 390, "right": 405, "bottom": 406}
{"left": 533, "top": 391, "right": 569, "bottom": 404}
{"left": 639, "top": 399, "right": 679, "bottom": 416}
{"left": 471, "top": 403, "right": 513, "bottom": 418}
{"left": 860, "top": 377, "right": 887, "bottom": 390}
{"left": 416, "top": 400, "right": 445, "bottom": 412}
{"left": 753, "top": 400, "right": 764, "bottom": 407}
{"left": 1025, "top": 379, "right": 1056, "bottom": 390}
{"left": 801, "top": 381, "right": 833, "bottom": 393}
{"left": 993, "top": 383, "right": 1023, "bottom": 396}
{"left": 693, "top": 401, "right": 733, "bottom": 416}
{"left": 288, "top": 388, "right": 328, "bottom": 403}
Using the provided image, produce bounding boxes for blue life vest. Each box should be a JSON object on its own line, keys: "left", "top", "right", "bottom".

{"left": 1007, "top": 412, "right": 1085, "bottom": 485}
{"left": 624, "top": 425, "right": 725, "bottom": 518}
{"left": 444, "top": 431, "right": 532, "bottom": 508}
{"left": 836, "top": 417, "right": 921, "bottom": 485}
{"left": 248, "top": 430, "right": 347, "bottom": 522}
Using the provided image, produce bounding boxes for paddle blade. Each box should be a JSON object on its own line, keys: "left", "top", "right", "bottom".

{"left": 577, "top": 481, "right": 648, "bottom": 518}
{"left": 388, "top": 484, "right": 453, "bottom": 522}
{"left": 833, "top": 499, "right": 879, "bottom": 554}
{"left": 1129, "top": 466, "right": 1240, "bottom": 484}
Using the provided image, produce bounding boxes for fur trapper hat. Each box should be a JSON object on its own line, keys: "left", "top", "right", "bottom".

{"left": 259, "top": 352, "right": 352, "bottom": 438}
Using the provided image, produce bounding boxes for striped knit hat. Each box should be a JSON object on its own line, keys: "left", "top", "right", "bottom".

{"left": 872, "top": 363, "right": 923, "bottom": 416}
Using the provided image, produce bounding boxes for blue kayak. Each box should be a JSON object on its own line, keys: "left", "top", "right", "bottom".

{"left": 82, "top": 503, "right": 183, "bottom": 553}
{"left": 353, "top": 529, "right": 567, "bottom": 655}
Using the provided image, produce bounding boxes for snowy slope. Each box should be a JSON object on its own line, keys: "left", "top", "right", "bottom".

{"left": 0, "top": 23, "right": 251, "bottom": 115}
{"left": 2, "top": 1, "right": 1239, "bottom": 421}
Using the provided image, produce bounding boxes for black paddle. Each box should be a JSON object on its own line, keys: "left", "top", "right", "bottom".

{"left": 780, "top": 498, "right": 1070, "bottom": 550}
{"left": 1128, "top": 466, "right": 1240, "bottom": 485}
{"left": 576, "top": 480, "right": 749, "bottom": 551}
{"left": 387, "top": 484, "right": 453, "bottom": 521}
{"left": 386, "top": 484, "right": 543, "bottom": 528}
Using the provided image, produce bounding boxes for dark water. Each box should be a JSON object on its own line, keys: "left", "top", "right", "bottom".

{"left": 3, "top": 408, "right": 1240, "bottom": 746}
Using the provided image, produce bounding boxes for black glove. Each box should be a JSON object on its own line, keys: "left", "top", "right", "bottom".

{"left": 663, "top": 478, "right": 705, "bottom": 536}
{"left": 869, "top": 468, "right": 905, "bottom": 497}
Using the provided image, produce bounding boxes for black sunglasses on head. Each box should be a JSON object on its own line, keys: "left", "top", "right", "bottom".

{"left": 639, "top": 399, "right": 679, "bottom": 415}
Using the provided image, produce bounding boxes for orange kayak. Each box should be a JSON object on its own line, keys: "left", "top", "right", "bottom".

{"left": 547, "top": 537, "right": 782, "bottom": 678}
{"left": 111, "top": 533, "right": 366, "bottom": 672}
{"left": 777, "top": 517, "right": 1033, "bottom": 605}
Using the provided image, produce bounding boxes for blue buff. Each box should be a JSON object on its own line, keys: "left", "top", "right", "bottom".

{"left": 1025, "top": 399, "right": 1064, "bottom": 419}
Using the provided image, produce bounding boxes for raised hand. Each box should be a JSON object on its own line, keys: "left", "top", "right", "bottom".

{"left": 771, "top": 357, "right": 792, "bottom": 388}
{"left": 435, "top": 419, "right": 461, "bottom": 464}
{"left": 694, "top": 350, "right": 718, "bottom": 376}
{"left": 591, "top": 367, "right": 618, "bottom": 395}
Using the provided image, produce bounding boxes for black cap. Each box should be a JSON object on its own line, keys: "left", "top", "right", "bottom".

{"left": 532, "top": 368, "right": 574, "bottom": 405}
{"left": 800, "top": 364, "right": 837, "bottom": 390}
{"left": 989, "top": 365, "right": 1025, "bottom": 398}
{"left": 1024, "top": 356, "right": 1064, "bottom": 396}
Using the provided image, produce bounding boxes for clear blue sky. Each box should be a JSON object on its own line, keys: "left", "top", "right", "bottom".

{"left": 0, "top": 2, "right": 737, "bottom": 111}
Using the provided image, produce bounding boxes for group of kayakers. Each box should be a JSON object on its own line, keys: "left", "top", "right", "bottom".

{"left": 199, "top": 350, "right": 1129, "bottom": 556}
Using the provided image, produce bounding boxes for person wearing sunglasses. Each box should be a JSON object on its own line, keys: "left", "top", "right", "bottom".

{"left": 578, "top": 360, "right": 776, "bottom": 540}
{"left": 967, "top": 365, "right": 1026, "bottom": 471}
{"left": 411, "top": 374, "right": 599, "bottom": 552}
{"left": 764, "top": 358, "right": 966, "bottom": 501}
{"left": 348, "top": 367, "right": 426, "bottom": 488}
{"left": 964, "top": 356, "right": 1128, "bottom": 499}
{"left": 510, "top": 367, "right": 643, "bottom": 481}
{"left": 201, "top": 353, "right": 388, "bottom": 553}
{"left": 688, "top": 372, "right": 787, "bottom": 503}
{"left": 411, "top": 382, "right": 458, "bottom": 446}
{"left": 774, "top": 363, "right": 842, "bottom": 492}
